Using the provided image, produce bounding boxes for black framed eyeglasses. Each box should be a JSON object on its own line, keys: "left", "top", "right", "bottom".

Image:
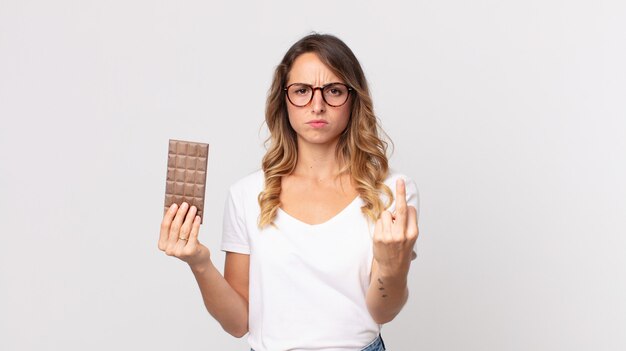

{"left": 284, "top": 82, "right": 353, "bottom": 107}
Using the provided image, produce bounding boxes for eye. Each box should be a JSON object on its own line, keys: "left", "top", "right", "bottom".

{"left": 326, "top": 84, "right": 346, "bottom": 96}
{"left": 290, "top": 84, "right": 311, "bottom": 95}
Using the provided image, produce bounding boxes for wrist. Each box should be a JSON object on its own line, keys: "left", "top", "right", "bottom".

{"left": 188, "top": 257, "right": 212, "bottom": 274}
{"left": 376, "top": 261, "right": 410, "bottom": 282}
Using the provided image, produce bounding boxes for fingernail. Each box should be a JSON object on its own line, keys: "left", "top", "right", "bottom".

{"left": 170, "top": 203, "right": 177, "bottom": 211}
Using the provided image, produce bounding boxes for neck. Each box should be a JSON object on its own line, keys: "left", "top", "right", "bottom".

{"left": 292, "top": 137, "right": 346, "bottom": 182}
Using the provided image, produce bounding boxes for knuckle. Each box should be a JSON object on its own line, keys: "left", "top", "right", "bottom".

{"left": 390, "top": 235, "right": 404, "bottom": 244}
{"left": 165, "top": 245, "right": 178, "bottom": 256}
{"left": 176, "top": 247, "right": 188, "bottom": 258}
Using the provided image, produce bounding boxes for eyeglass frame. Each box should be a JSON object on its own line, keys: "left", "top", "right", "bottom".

{"left": 283, "top": 82, "right": 354, "bottom": 107}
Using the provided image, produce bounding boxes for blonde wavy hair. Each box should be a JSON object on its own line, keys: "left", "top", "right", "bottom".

{"left": 257, "top": 33, "right": 394, "bottom": 229}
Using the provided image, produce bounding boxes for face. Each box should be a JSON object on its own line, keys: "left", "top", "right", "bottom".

{"left": 285, "top": 52, "right": 352, "bottom": 147}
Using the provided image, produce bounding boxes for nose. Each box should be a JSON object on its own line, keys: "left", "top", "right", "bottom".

{"left": 310, "top": 88, "right": 326, "bottom": 113}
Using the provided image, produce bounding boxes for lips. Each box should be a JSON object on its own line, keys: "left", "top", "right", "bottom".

{"left": 307, "top": 120, "right": 328, "bottom": 129}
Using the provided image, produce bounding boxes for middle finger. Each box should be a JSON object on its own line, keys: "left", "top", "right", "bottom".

{"left": 180, "top": 205, "right": 198, "bottom": 239}
{"left": 394, "top": 178, "right": 408, "bottom": 226}
{"left": 169, "top": 202, "right": 190, "bottom": 242}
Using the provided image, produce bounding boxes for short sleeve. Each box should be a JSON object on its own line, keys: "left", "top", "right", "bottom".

{"left": 220, "top": 187, "right": 250, "bottom": 254}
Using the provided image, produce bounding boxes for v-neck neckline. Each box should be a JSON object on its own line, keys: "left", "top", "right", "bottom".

{"left": 277, "top": 195, "right": 362, "bottom": 228}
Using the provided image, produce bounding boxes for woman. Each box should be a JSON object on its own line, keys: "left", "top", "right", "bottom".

{"left": 158, "top": 33, "right": 420, "bottom": 351}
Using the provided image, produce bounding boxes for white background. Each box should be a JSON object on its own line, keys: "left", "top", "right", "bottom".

{"left": 1, "top": 0, "right": 625, "bottom": 350}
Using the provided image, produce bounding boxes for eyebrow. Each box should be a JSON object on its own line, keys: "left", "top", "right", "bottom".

{"left": 286, "top": 81, "right": 345, "bottom": 86}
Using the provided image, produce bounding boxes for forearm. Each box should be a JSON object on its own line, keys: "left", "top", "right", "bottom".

{"left": 189, "top": 261, "right": 248, "bottom": 337}
{"left": 366, "top": 266, "right": 409, "bottom": 324}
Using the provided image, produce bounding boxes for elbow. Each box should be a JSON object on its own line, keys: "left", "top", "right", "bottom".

{"left": 226, "top": 303, "right": 249, "bottom": 338}
{"left": 223, "top": 313, "right": 249, "bottom": 338}
{"left": 369, "top": 288, "right": 410, "bottom": 325}
{"left": 226, "top": 325, "right": 248, "bottom": 338}
{"left": 233, "top": 329, "right": 249, "bottom": 339}
{"left": 368, "top": 307, "right": 398, "bottom": 325}
{"left": 372, "top": 316, "right": 391, "bottom": 325}
{"left": 372, "top": 311, "right": 399, "bottom": 325}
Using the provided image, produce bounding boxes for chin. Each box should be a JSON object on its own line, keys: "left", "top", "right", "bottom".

{"left": 299, "top": 134, "right": 341, "bottom": 145}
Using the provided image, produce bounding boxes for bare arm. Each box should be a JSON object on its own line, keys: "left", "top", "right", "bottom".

{"left": 159, "top": 202, "right": 249, "bottom": 338}
{"left": 366, "top": 178, "right": 418, "bottom": 324}
{"left": 365, "top": 258, "right": 409, "bottom": 324}
{"left": 189, "top": 258, "right": 249, "bottom": 338}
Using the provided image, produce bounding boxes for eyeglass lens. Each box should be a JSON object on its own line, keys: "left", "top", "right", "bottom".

{"left": 287, "top": 83, "right": 350, "bottom": 107}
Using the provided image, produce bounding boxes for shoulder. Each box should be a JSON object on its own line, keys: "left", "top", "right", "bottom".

{"left": 228, "top": 168, "right": 264, "bottom": 199}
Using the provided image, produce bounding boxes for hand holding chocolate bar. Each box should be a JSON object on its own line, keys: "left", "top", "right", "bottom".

{"left": 158, "top": 201, "right": 211, "bottom": 268}
{"left": 158, "top": 139, "right": 211, "bottom": 268}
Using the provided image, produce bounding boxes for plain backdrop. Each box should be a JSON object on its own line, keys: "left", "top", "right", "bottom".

{"left": 1, "top": 1, "right": 625, "bottom": 350}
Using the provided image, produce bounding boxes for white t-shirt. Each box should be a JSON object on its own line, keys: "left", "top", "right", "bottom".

{"left": 220, "top": 168, "right": 420, "bottom": 351}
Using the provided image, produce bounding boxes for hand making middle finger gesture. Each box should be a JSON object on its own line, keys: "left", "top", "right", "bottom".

{"left": 372, "top": 178, "right": 419, "bottom": 277}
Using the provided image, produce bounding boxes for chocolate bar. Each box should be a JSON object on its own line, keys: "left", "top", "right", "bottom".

{"left": 164, "top": 139, "right": 209, "bottom": 224}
